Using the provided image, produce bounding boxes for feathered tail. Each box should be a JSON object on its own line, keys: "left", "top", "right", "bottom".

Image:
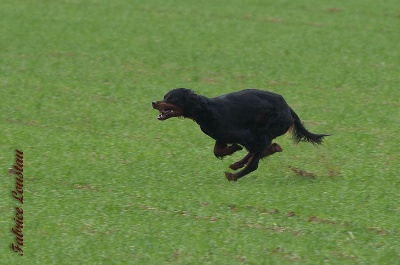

{"left": 290, "top": 108, "right": 330, "bottom": 145}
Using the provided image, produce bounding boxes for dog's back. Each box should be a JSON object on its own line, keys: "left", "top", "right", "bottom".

{"left": 210, "top": 89, "right": 292, "bottom": 124}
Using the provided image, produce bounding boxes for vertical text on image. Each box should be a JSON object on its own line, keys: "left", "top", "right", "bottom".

{"left": 11, "top": 149, "right": 24, "bottom": 256}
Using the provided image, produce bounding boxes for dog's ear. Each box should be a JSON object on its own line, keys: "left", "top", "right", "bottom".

{"left": 173, "top": 88, "right": 193, "bottom": 105}
{"left": 182, "top": 89, "right": 197, "bottom": 102}
{"left": 182, "top": 90, "right": 208, "bottom": 118}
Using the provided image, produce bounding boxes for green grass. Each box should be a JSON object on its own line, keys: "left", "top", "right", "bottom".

{"left": 1, "top": 0, "right": 399, "bottom": 264}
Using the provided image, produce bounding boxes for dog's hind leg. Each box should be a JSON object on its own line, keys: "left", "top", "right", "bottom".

{"left": 229, "top": 152, "right": 252, "bottom": 170}
{"left": 229, "top": 143, "right": 282, "bottom": 171}
{"left": 214, "top": 141, "right": 243, "bottom": 159}
{"left": 261, "top": 143, "right": 283, "bottom": 158}
{"left": 225, "top": 139, "right": 283, "bottom": 181}
{"left": 225, "top": 153, "right": 262, "bottom": 181}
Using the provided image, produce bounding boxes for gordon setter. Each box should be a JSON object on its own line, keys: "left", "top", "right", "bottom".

{"left": 152, "top": 88, "right": 330, "bottom": 181}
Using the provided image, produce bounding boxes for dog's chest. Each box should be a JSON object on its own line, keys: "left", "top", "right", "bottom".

{"left": 198, "top": 122, "right": 242, "bottom": 143}
{"left": 199, "top": 123, "right": 218, "bottom": 139}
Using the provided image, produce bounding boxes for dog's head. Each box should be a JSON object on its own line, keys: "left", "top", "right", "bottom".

{"left": 152, "top": 88, "right": 197, "bottom": 120}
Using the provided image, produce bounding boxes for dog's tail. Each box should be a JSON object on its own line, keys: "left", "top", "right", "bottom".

{"left": 289, "top": 108, "right": 330, "bottom": 145}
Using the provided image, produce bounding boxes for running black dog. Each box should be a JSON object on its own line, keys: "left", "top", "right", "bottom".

{"left": 152, "top": 88, "right": 329, "bottom": 181}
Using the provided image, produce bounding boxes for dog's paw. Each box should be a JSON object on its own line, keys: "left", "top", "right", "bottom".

{"left": 270, "top": 143, "right": 283, "bottom": 152}
{"left": 225, "top": 172, "right": 237, "bottom": 181}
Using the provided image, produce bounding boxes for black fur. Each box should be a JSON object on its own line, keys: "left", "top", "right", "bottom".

{"left": 289, "top": 108, "right": 329, "bottom": 145}
{"left": 152, "top": 88, "right": 330, "bottom": 181}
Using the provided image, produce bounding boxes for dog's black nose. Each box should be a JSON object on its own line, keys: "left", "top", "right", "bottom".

{"left": 152, "top": 101, "right": 157, "bottom": 108}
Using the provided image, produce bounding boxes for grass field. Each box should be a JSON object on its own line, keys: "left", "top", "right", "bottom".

{"left": 1, "top": 0, "right": 399, "bottom": 264}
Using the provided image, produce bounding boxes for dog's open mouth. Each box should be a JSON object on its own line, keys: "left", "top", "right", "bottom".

{"left": 158, "top": 109, "right": 175, "bottom": 120}
{"left": 152, "top": 101, "right": 183, "bottom": 121}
